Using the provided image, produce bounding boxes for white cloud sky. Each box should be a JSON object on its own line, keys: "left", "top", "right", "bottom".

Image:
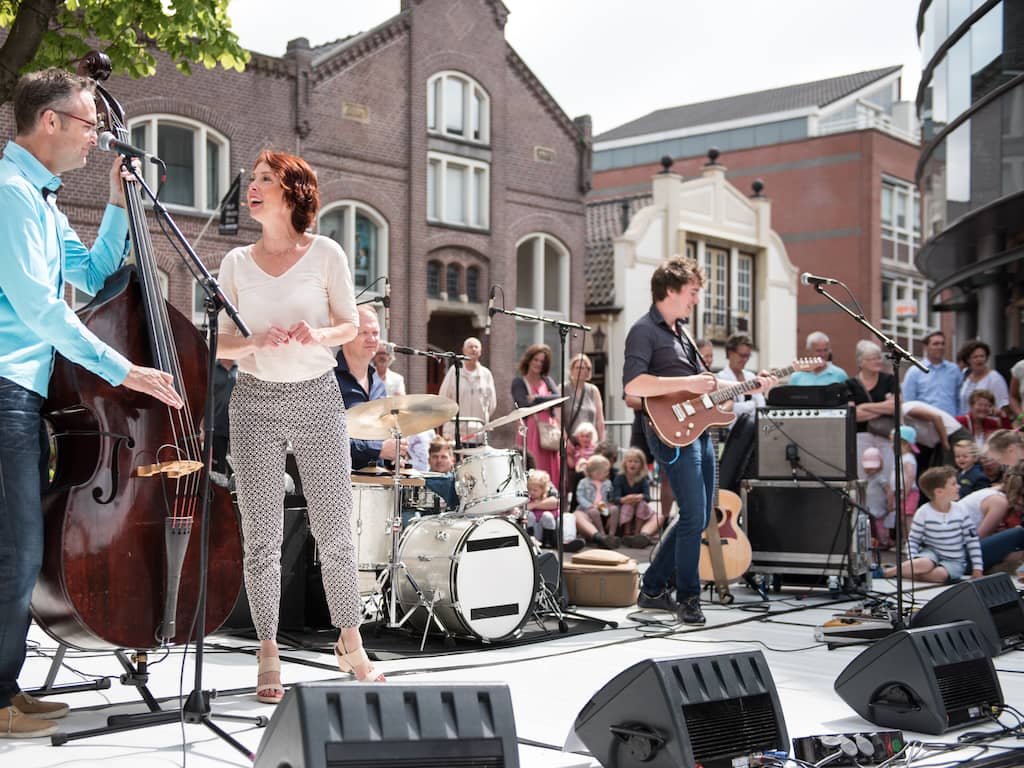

{"left": 227, "top": 0, "right": 923, "bottom": 136}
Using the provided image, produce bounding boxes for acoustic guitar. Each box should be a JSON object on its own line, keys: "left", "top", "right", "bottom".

{"left": 643, "top": 357, "right": 822, "bottom": 448}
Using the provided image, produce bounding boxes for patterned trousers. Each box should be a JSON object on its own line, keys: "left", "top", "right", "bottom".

{"left": 229, "top": 371, "right": 361, "bottom": 637}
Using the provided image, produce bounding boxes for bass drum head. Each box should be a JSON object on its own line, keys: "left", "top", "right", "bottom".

{"left": 397, "top": 515, "right": 537, "bottom": 641}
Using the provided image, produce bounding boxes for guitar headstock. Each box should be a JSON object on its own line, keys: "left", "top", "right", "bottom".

{"left": 792, "top": 356, "right": 824, "bottom": 371}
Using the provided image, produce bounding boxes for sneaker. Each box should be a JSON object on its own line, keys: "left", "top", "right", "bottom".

{"left": 637, "top": 589, "right": 679, "bottom": 613}
{"left": 0, "top": 706, "right": 59, "bottom": 738}
{"left": 563, "top": 537, "right": 585, "bottom": 553}
{"left": 11, "top": 692, "right": 68, "bottom": 720}
{"left": 594, "top": 533, "right": 621, "bottom": 549}
{"left": 677, "top": 596, "right": 706, "bottom": 625}
{"left": 622, "top": 533, "right": 651, "bottom": 548}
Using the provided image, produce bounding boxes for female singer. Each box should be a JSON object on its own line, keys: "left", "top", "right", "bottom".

{"left": 218, "top": 150, "right": 383, "bottom": 703}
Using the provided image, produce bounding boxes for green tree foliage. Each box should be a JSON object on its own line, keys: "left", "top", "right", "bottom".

{"left": 0, "top": 0, "right": 249, "bottom": 105}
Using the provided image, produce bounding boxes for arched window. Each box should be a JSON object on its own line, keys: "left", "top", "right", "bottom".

{"left": 318, "top": 201, "right": 389, "bottom": 293}
{"left": 515, "top": 234, "right": 570, "bottom": 355}
{"left": 445, "top": 263, "right": 461, "bottom": 299}
{"left": 427, "top": 261, "right": 442, "bottom": 298}
{"left": 466, "top": 266, "right": 481, "bottom": 303}
{"left": 427, "top": 71, "right": 490, "bottom": 144}
{"left": 127, "top": 115, "right": 230, "bottom": 212}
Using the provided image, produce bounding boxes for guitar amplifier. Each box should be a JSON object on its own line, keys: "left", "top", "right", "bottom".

{"left": 755, "top": 406, "right": 855, "bottom": 481}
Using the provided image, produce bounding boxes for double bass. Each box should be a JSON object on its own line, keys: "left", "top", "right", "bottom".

{"left": 31, "top": 52, "right": 243, "bottom": 651}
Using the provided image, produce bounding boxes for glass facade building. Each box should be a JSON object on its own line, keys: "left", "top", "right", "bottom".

{"left": 916, "top": 0, "right": 1024, "bottom": 348}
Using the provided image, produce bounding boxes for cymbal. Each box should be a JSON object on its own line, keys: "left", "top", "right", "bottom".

{"left": 346, "top": 394, "right": 458, "bottom": 439}
{"left": 485, "top": 396, "right": 568, "bottom": 431}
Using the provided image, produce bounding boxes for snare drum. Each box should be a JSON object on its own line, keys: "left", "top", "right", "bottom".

{"left": 396, "top": 515, "right": 537, "bottom": 640}
{"left": 350, "top": 483, "right": 394, "bottom": 571}
{"left": 454, "top": 449, "right": 528, "bottom": 516}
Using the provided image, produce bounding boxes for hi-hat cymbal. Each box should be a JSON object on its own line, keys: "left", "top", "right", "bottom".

{"left": 346, "top": 394, "right": 458, "bottom": 439}
{"left": 485, "top": 396, "right": 568, "bottom": 431}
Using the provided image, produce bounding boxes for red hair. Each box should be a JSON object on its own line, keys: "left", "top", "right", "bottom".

{"left": 255, "top": 150, "right": 320, "bottom": 233}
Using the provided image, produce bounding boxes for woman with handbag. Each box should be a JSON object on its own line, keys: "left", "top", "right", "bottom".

{"left": 511, "top": 344, "right": 562, "bottom": 480}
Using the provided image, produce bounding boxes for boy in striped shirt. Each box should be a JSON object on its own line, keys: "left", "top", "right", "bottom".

{"left": 883, "top": 465, "right": 983, "bottom": 583}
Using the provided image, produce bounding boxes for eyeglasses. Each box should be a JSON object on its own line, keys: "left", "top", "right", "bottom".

{"left": 53, "top": 110, "right": 100, "bottom": 134}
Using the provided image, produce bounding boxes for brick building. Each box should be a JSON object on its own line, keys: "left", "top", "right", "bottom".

{"left": 0, "top": 0, "right": 589, "bottom": 441}
{"left": 587, "top": 67, "right": 930, "bottom": 379}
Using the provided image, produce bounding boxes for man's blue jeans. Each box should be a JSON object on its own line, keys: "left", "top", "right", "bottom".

{"left": 0, "top": 377, "right": 48, "bottom": 709}
{"left": 641, "top": 427, "right": 714, "bottom": 601}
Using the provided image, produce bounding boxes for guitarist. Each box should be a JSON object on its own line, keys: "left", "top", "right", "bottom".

{"left": 624, "top": 257, "right": 775, "bottom": 624}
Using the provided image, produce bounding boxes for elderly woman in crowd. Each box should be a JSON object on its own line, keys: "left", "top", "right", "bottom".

{"left": 958, "top": 340, "right": 1009, "bottom": 417}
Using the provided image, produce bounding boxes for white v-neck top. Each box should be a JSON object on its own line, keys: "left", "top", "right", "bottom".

{"left": 219, "top": 235, "right": 357, "bottom": 382}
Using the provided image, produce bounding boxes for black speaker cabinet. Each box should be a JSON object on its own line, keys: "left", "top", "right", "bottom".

{"left": 755, "top": 406, "right": 855, "bottom": 480}
{"left": 910, "top": 573, "right": 1024, "bottom": 656}
{"left": 742, "top": 480, "right": 871, "bottom": 579}
{"left": 573, "top": 650, "right": 788, "bottom": 768}
{"left": 223, "top": 503, "right": 313, "bottom": 632}
{"left": 834, "top": 621, "right": 1002, "bottom": 735}
{"left": 254, "top": 681, "right": 520, "bottom": 768}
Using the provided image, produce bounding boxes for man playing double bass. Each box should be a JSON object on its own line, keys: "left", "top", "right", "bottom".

{"left": 624, "top": 256, "right": 774, "bottom": 625}
{"left": 0, "top": 68, "right": 182, "bottom": 739}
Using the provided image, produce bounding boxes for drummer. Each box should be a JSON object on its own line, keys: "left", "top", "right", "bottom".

{"left": 334, "top": 305, "right": 407, "bottom": 469}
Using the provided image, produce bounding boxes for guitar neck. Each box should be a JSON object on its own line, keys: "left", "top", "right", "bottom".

{"left": 710, "top": 364, "right": 796, "bottom": 405}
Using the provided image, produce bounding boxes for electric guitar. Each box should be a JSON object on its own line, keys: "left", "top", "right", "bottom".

{"left": 643, "top": 357, "right": 821, "bottom": 448}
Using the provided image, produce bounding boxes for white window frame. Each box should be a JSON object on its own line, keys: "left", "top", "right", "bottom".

{"left": 515, "top": 233, "right": 570, "bottom": 350}
{"left": 427, "top": 151, "right": 490, "bottom": 229}
{"left": 317, "top": 200, "right": 390, "bottom": 296}
{"left": 127, "top": 115, "right": 230, "bottom": 214}
{"left": 881, "top": 176, "right": 921, "bottom": 267}
{"left": 427, "top": 71, "right": 490, "bottom": 144}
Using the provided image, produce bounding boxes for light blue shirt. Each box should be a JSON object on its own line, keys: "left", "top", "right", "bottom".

{"left": 0, "top": 141, "right": 132, "bottom": 396}
{"left": 789, "top": 362, "right": 848, "bottom": 386}
{"left": 901, "top": 358, "right": 961, "bottom": 417}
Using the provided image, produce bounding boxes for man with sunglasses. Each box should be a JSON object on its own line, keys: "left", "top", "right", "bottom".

{"left": 0, "top": 68, "right": 181, "bottom": 739}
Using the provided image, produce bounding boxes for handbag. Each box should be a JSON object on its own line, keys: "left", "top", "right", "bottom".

{"left": 535, "top": 416, "right": 561, "bottom": 451}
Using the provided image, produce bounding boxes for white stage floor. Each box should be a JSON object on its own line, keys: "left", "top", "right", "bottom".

{"left": 6, "top": 574, "right": 1024, "bottom": 768}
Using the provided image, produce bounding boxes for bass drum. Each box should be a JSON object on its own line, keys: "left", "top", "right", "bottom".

{"left": 396, "top": 516, "right": 537, "bottom": 641}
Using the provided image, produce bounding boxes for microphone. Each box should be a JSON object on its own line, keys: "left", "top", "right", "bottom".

{"left": 382, "top": 277, "right": 390, "bottom": 335}
{"left": 786, "top": 443, "right": 800, "bottom": 481}
{"left": 800, "top": 272, "right": 841, "bottom": 287}
{"left": 98, "top": 131, "right": 163, "bottom": 166}
{"left": 484, "top": 285, "right": 496, "bottom": 335}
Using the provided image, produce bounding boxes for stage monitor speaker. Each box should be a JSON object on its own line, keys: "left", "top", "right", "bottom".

{"left": 834, "top": 621, "right": 1002, "bottom": 735}
{"left": 572, "top": 650, "right": 788, "bottom": 768}
{"left": 910, "top": 572, "right": 1024, "bottom": 656}
{"left": 755, "top": 406, "right": 855, "bottom": 481}
{"left": 254, "top": 681, "right": 520, "bottom": 768}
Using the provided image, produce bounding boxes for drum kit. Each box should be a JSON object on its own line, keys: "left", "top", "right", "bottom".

{"left": 344, "top": 392, "right": 568, "bottom": 647}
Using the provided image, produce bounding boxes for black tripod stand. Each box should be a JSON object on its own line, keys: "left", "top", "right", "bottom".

{"left": 53, "top": 134, "right": 266, "bottom": 758}
{"left": 807, "top": 276, "right": 928, "bottom": 631}
{"left": 489, "top": 297, "right": 617, "bottom": 631}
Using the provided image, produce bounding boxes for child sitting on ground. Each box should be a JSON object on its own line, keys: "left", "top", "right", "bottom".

{"left": 574, "top": 454, "right": 620, "bottom": 549}
{"left": 954, "top": 438, "right": 991, "bottom": 498}
{"left": 883, "top": 465, "right": 982, "bottom": 583}
{"left": 611, "top": 447, "right": 657, "bottom": 548}
{"left": 524, "top": 469, "right": 584, "bottom": 552}
{"left": 861, "top": 446, "right": 891, "bottom": 550}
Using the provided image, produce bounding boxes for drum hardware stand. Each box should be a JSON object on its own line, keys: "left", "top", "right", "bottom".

{"left": 809, "top": 276, "right": 927, "bottom": 634}
{"left": 50, "top": 139, "right": 267, "bottom": 754}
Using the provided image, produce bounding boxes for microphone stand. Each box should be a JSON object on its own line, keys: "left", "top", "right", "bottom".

{"left": 810, "top": 282, "right": 927, "bottom": 631}
{"left": 489, "top": 306, "right": 617, "bottom": 631}
{"left": 55, "top": 154, "right": 267, "bottom": 757}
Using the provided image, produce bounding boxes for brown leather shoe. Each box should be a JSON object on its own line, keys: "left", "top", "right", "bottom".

{"left": 0, "top": 706, "right": 59, "bottom": 738}
{"left": 12, "top": 692, "right": 69, "bottom": 720}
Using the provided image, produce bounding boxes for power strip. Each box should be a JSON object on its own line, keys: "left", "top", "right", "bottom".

{"left": 792, "top": 730, "right": 904, "bottom": 765}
